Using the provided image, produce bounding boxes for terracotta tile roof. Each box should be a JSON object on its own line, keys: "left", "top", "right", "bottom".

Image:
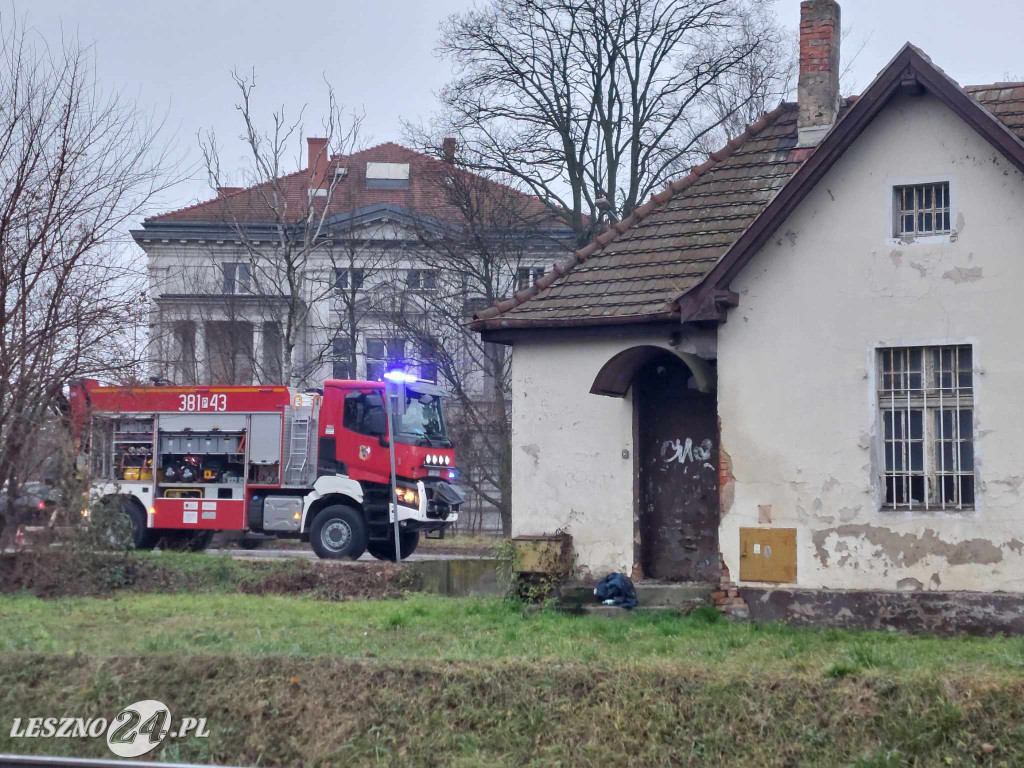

{"left": 964, "top": 83, "right": 1024, "bottom": 141}
{"left": 472, "top": 103, "right": 799, "bottom": 327}
{"left": 145, "top": 141, "right": 555, "bottom": 226}
{"left": 474, "top": 72, "right": 1024, "bottom": 330}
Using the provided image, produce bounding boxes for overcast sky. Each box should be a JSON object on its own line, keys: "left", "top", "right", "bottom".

{"left": 25, "top": 0, "right": 1024, "bottom": 218}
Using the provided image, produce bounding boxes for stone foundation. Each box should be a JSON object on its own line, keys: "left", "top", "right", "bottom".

{"left": 740, "top": 586, "right": 1024, "bottom": 636}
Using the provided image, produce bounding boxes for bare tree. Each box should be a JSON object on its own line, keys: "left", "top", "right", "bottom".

{"left": 380, "top": 152, "right": 570, "bottom": 535}
{"left": 0, "top": 17, "right": 177, "bottom": 544}
{"left": 416, "top": 0, "right": 787, "bottom": 244}
{"left": 197, "top": 71, "right": 364, "bottom": 386}
{"left": 696, "top": 13, "right": 794, "bottom": 149}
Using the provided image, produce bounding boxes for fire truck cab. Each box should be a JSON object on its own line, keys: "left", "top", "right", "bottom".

{"left": 69, "top": 378, "right": 462, "bottom": 560}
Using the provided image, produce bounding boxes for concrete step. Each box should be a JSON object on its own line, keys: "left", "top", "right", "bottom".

{"left": 575, "top": 605, "right": 692, "bottom": 618}
{"left": 557, "top": 581, "right": 715, "bottom": 613}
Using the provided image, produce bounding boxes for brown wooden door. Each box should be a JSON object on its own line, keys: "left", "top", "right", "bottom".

{"left": 636, "top": 355, "right": 719, "bottom": 581}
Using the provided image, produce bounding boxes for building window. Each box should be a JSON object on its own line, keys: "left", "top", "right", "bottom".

{"left": 878, "top": 345, "right": 974, "bottom": 510}
{"left": 332, "top": 337, "right": 354, "bottom": 379}
{"left": 206, "top": 321, "right": 254, "bottom": 384}
{"left": 419, "top": 339, "right": 438, "bottom": 383}
{"left": 516, "top": 266, "right": 545, "bottom": 291}
{"left": 366, "top": 337, "right": 405, "bottom": 381}
{"left": 173, "top": 322, "right": 197, "bottom": 384}
{"left": 894, "top": 182, "right": 950, "bottom": 237}
{"left": 223, "top": 262, "right": 251, "bottom": 294}
{"left": 365, "top": 162, "right": 410, "bottom": 190}
{"left": 261, "top": 322, "right": 283, "bottom": 384}
{"left": 335, "top": 268, "right": 365, "bottom": 292}
{"left": 407, "top": 269, "right": 437, "bottom": 291}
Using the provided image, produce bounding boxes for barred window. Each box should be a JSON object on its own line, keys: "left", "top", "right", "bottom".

{"left": 894, "top": 182, "right": 950, "bottom": 237}
{"left": 878, "top": 345, "right": 974, "bottom": 510}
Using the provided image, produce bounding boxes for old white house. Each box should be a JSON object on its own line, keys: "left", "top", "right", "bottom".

{"left": 134, "top": 141, "right": 573, "bottom": 532}
{"left": 474, "top": 0, "right": 1024, "bottom": 628}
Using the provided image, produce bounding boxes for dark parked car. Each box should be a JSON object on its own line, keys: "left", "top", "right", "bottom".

{"left": 0, "top": 482, "right": 61, "bottom": 527}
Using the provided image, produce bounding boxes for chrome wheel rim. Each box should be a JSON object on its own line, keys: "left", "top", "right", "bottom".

{"left": 321, "top": 520, "right": 352, "bottom": 552}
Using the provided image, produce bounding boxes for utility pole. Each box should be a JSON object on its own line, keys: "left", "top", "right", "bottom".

{"left": 383, "top": 371, "right": 411, "bottom": 562}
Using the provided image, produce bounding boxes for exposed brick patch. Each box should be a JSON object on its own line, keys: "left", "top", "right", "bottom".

{"left": 712, "top": 556, "right": 749, "bottom": 619}
{"left": 718, "top": 443, "right": 735, "bottom": 517}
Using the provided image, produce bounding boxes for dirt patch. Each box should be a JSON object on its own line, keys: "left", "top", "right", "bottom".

{"left": 238, "top": 561, "right": 417, "bottom": 601}
{"left": 0, "top": 551, "right": 418, "bottom": 602}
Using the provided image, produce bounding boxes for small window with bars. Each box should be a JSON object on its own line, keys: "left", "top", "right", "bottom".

{"left": 894, "top": 182, "right": 950, "bottom": 237}
{"left": 878, "top": 345, "right": 974, "bottom": 511}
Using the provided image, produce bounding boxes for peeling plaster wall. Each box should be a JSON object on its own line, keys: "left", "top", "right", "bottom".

{"left": 510, "top": 331, "right": 713, "bottom": 577}
{"left": 719, "top": 90, "right": 1024, "bottom": 593}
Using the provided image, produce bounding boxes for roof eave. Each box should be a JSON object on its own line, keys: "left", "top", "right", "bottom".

{"left": 471, "top": 310, "right": 680, "bottom": 333}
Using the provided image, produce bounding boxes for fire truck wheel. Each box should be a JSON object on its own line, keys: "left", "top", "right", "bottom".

{"left": 124, "top": 500, "right": 157, "bottom": 550}
{"left": 367, "top": 530, "right": 419, "bottom": 561}
{"left": 310, "top": 505, "right": 367, "bottom": 560}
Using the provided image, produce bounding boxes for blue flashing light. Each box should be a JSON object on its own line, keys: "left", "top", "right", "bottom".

{"left": 448, "top": 469, "right": 458, "bottom": 480}
{"left": 383, "top": 370, "right": 418, "bottom": 383}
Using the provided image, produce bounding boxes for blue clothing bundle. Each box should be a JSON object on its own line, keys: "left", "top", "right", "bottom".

{"left": 594, "top": 572, "right": 638, "bottom": 610}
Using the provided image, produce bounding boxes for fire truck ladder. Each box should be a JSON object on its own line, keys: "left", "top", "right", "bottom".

{"left": 284, "top": 411, "right": 312, "bottom": 485}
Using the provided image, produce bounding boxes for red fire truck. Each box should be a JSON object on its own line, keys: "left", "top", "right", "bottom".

{"left": 69, "top": 378, "right": 462, "bottom": 559}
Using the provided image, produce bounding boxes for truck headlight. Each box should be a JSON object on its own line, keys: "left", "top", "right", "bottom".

{"left": 398, "top": 488, "right": 418, "bottom": 506}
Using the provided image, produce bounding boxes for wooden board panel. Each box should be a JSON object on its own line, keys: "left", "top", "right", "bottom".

{"left": 739, "top": 527, "right": 797, "bottom": 583}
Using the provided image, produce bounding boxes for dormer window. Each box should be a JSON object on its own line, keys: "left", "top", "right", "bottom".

{"left": 366, "top": 162, "right": 410, "bottom": 190}
{"left": 894, "top": 182, "right": 950, "bottom": 238}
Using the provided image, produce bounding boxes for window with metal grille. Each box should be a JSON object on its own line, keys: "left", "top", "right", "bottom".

{"left": 894, "top": 182, "right": 950, "bottom": 237}
{"left": 878, "top": 345, "right": 974, "bottom": 510}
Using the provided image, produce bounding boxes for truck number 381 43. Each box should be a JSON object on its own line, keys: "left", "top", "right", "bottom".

{"left": 178, "top": 393, "right": 228, "bottom": 412}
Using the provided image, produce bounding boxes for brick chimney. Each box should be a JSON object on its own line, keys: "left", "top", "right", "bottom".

{"left": 307, "top": 137, "right": 329, "bottom": 188}
{"left": 442, "top": 137, "right": 457, "bottom": 164}
{"left": 797, "top": 0, "right": 841, "bottom": 147}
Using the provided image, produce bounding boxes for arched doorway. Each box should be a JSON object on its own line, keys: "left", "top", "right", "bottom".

{"left": 631, "top": 352, "right": 719, "bottom": 581}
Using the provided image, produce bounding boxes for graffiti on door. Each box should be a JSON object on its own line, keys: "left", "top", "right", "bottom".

{"left": 660, "top": 437, "right": 714, "bottom": 471}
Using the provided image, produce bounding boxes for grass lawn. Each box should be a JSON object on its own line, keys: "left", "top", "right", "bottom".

{"left": 3, "top": 592, "right": 1024, "bottom": 766}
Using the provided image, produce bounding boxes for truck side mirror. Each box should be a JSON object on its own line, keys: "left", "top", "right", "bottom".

{"left": 365, "top": 408, "right": 387, "bottom": 437}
